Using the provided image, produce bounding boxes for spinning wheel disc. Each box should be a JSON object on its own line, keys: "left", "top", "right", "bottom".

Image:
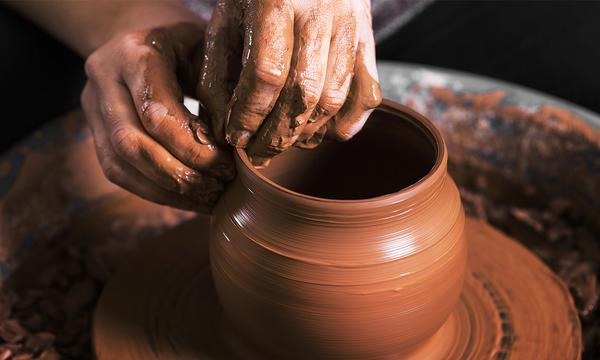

{"left": 93, "top": 217, "right": 582, "bottom": 359}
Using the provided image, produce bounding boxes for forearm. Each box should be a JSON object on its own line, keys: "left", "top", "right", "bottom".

{"left": 3, "top": 0, "right": 202, "bottom": 56}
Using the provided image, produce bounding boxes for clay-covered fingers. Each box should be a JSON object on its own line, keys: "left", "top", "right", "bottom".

{"left": 295, "top": 124, "right": 328, "bottom": 149}
{"left": 247, "top": 7, "right": 333, "bottom": 165}
{"left": 81, "top": 84, "right": 219, "bottom": 212}
{"left": 296, "top": 13, "right": 357, "bottom": 148}
{"left": 118, "top": 35, "right": 234, "bottom": 181}
{"left": 197, "top": 0, "right": 242, "bottom": 144}
{"left": 327, "top": 11, "right": 382, "bottom": 142}
{"left": 223, "top": 2, "right": 295, "bottom": 149}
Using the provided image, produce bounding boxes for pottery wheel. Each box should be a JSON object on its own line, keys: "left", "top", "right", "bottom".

{"left": 93, "top": 216, "right": 582, "bottom": 359}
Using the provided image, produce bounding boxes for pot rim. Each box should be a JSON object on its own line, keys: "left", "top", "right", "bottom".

{"left": 235, "top": 99, "right": 448, "bottom": 205}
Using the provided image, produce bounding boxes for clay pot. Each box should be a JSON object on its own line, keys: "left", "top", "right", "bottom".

{"left": 209, "top": 100, "right": 467, "bottom": 359}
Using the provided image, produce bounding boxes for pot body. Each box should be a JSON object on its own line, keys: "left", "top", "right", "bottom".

{"left": 209, "top": 103, "right": 466, "bottom": 359}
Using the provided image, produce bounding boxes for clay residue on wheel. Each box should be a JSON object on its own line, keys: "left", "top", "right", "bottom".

{"left": 424, "top": 87, "right": 599, "bottom": 356}
{"left": 90, "top": 216, "right": 581, "bottom": 359}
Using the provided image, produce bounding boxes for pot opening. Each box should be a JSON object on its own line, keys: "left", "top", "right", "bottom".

{"left": 257, "top": 105, "right": 439, "bottom": 200}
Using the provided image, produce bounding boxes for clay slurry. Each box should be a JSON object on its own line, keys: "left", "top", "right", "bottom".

{"left": 259, "top": 109, "right": 437, "bottom": 200}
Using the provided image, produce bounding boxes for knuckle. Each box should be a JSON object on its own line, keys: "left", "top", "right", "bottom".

{"left": 121, "top": 32, "right": 144, "bottom": 50}
{"left": 97, "top": 150, "right": 123, "bottom": 185}
{"left": 102, "top": 163, "right": 123, "bottom": 185}
{"left": 120, "top": 33, "right": 159, "bottom": 69}
{"left": 140, "top": 101, "right": 170, "bottom": 134}
{"left": 181, "top": 146, "right": 209, "bottom": 167}
{"left": 80, "top": 84, "right": 93, "bottom": 112}
{"left": 288, "top": 80, "right": 321, "bottom": 112}
{"left": 239, "top": 100, "right": 271, "bottom": 119}
{"left": 84, "top": 52, "right": 103, "bottom": 78}
{"left": 318, "top": 91, "right": 346, "bottom": 114}
{"left": 299, "top": 81, "right": 321, "bottom": 106}
{"left": 111, "top": 127, "right": 140, "bottom": 159}
{"left": 253, "top": 60, "right": 288, "bottom": 88}
{"left": 121, "top": 47, "right": 155, "bottom": 77}
{"left": 133, "top": 46, "right": 157, "bottom": 65}
{"left": 97, "top": 101, "right": 117, "bottom": 127}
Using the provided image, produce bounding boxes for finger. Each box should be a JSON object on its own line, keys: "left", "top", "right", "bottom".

{"left": 327, "top": 18, "right": 382, "bottom": 142}
{"left": 295, "top": 123, "right": 328, "bottom": 149}
{"left": 223, "top": 2, "right": 294, "bottom": 148}
{"left": 82, "top": 84, "right": 216, "bottom": 212}
{"left": 87, "top": 76, "right": 225, "bottom": 201}
{"left": 296, "top": 14, "right": 357, "bottom": 146}
{"left": 247, "top": 8, "right": 333, "bottom": 165}
{"left": 143, "top": 22, "right": 206, "bottom": 95}
{"left": 94, "top": 129, "right": 216, "bottom": 211}
{"left": 119, "top": 39, "right": 234, "bottom": 180}
{"left": 197, "top": 0, "right": 243, "bottom": 144}
{"left": 104, "top": 155, "right": 216, "bottom": 212}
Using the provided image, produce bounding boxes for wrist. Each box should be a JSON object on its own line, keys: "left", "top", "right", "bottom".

{"left": 89, "top": 1, "right": 205, "bottom": 55}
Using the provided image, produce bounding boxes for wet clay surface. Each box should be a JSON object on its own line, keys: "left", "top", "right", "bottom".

{"left": 209, "top": 103, "right": 466, "bottom": 358}
{"left": 0, "top": 90, "right": 597, "bottom": 358}
{"left": 0, "top": 193, "right": 193, "bottom": 359}
{"left": 421, "top": 89, "right": 600, "bottom": 356}
{"left": 92, "top": 215, "right": 581, "bottom": 359}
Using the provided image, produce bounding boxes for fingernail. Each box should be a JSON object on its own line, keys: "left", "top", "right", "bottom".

{"left": 295, "top": 137, "right": 319, "bottom": 149}
{"left": 308, "top": 104, "right": 326, "bottom": 123}
{"left": 250, "top": 155, "right": 271, "bottom": 169}
{"left": 190, "top": 119, "right": 213, "bottom": 145}
{"left": 193, "top": 119, "right": 210, "bottom": 134}
{"left": 226, "top": 130, "right": 252, "bottom": 148}
{"left": 295, "top": 133, "right": 309, "bottom": 143}
{"left": 292, "top": 115, "right": 306, "bottom": 128}
{"left": 194, "top": 128, "right": 212, "bottom": 145}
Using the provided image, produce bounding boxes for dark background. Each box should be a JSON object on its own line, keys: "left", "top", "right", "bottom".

{"left": 1, "top": 1, "right": 600, "bottom": 152}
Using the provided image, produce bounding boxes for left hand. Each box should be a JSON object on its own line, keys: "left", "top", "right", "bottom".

{"left": 81, "top": 21, "right": 234, "bottom": 212}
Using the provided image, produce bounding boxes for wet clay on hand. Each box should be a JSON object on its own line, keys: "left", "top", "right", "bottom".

{"left": 197, "top": 0, "right": 381, "bottom": 167}
{"left": 82, "top": 22, "right": 234, "bottom": 213}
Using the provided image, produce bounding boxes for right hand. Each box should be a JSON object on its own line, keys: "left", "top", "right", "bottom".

{"left": 197, "top": 0, "right": 382, "bottom": 167}
{"left": 81, "top": 21, "right": 234, "bottom": 213}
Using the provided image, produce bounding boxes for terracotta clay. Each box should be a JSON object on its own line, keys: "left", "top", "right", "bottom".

{"left": 90, "top": 101, "right": 582, "bottom": 359}
{"left": 209, "top": 102, "right": 466, "bottom": 358}
{"left": 92, "top": 216, "right": 581, "bottom": 359}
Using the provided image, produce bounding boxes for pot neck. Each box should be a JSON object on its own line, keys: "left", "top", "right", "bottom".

{"left": 232, "top": 101, "right": 449, "bottom": 224}
{"left": 234, "top": 150, "right": 448, "bottom": 225}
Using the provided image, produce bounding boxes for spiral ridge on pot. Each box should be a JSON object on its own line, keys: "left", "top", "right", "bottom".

{"left": 209, "top": 102, "right": 467, "bottom": 359}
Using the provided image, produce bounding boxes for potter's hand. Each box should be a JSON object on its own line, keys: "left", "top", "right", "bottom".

{"left": 198, "top": 0, "right": 382, "bottom": 166}
{"left": 81, "top": 22, "right": 234, "bottom": 212}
